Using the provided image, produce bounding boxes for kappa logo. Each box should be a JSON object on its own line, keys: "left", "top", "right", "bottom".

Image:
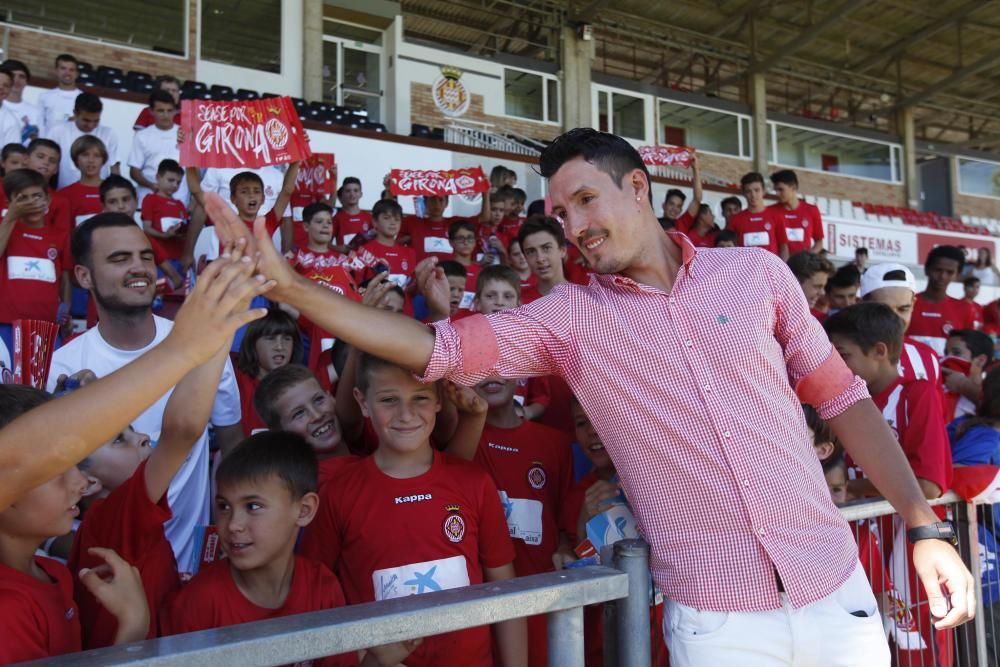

{"left": 488, "top": 442, "right": 519, "bottom": 453}
{"left": 395, "top": 493, "right": 432, "bottom": 505}
{"left": 527, "top": 463, "right": 547, "bottom": 490}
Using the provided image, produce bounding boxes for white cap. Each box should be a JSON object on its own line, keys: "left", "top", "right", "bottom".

{"left": 859, "top": 263, "right": 916, "bottom": 298}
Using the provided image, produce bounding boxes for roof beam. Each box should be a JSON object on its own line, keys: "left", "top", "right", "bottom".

{"left": 895, "top": 46, "right": 1000, "bottom": 110}
{"left": 852, "top": 0, "right": 990, "bottom": 74}
{"left": 571, "top": 0, "right": 613, "bottom": 23}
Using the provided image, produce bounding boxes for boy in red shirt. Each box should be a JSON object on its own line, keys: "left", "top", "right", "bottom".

{"left": 466, "top": 374, "right": 573, "bottom": 667}
{"left": 0, "top": 385, "right": 150, "bottom": 662}
{"left": 141, "top": 159, "right": 188, "bottom": 289}
{"left": 100, "top": 175, "right": 138, "bottom": 217}
{"left": 187, "top": 163, "right": 300, "bottom": 255}
{"left": 57, "top": 134, "right": 106, "bottom": 226}
{"left": 824, "top": 302, "right": 954, "bottom": 666}
{"left": 301, "top": 354, "right": 527, "bottom": 667}
{"left": 26, "top": 138, "right": 72, "bottom": 233}
{"left": 675, "top": 203, "right": 720, "bottom": 248}
{"left": 355, "top": 198, "right": 416, "bottom": 291}
{"left": 448, "top": 219, "right": 483, "bottom": 291}
{"left": 728, "top": 172, "right": 785, "bottom": 255}
{"left": 408, "top": 194, "right": 456, "bottom": 263}
{"left": 518, "top": 216, "right": 568, "bottom": 304}
{"left": 69, "top": 331, "right": 232, "bottom": 648}
{"left": 159, "top": 432, "right": 365, "bottom": 667}
{"left": 787, "top": 250, "right": 834, "bottom": 321}
{"left": 909, "top": 245, "right": 980, "bottom": 356}
{"left": 332, "top": 176, "right": 373, "bottom": 251}
{"left": 0, "top": 169, "right": 72, "bottom": 350}
{"left": 439, "top": 260, "right": 471, "bottom": 316}
{"left": 658, "top": 154, "right": 701, "bottom": 230}
{"left": 769, "top": 169, "right": 823, "bottom": 259}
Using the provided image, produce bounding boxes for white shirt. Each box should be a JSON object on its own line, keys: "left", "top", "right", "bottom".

{"left": 44, "top": 120, "right": 120, "bottom": 189}
{"left": 0, "top": 106, "right": 21, "bottom": 148}
{"left": 46, "top": 315, "right": 242, "bottom": 573}
{"left": 1, "top": 99, "right": 41, "bottom": 145}
{"left": 973, "top": 266, "right": 999, "bottom": 287}
{"left": 127, "top": 124, "right": 188, "bottom": 205}
{"left": 37, "top": 87, "right": 80, "bottom": 136}
{"left": 201, "top": 165, "right": 290, "bottom": 218}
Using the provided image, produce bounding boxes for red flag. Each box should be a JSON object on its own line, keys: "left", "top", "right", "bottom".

{"left": 12, "top": 319, "right": 58, "bottom": 389}
{"left": 389, "top": 167, "right": 489, "bottom": 197}
{"left": 295, "top": 153, "right": 336, "bottom": 197}
{"left": 638, "top": 145, "right": 696, "bottom": 168}
{"left": 180, "top": 97, "right": 311, "bottom": 169}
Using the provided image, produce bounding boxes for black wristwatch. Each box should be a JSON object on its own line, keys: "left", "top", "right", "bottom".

{"left": 907, "top": 521, "right": 958, "bottom": 547}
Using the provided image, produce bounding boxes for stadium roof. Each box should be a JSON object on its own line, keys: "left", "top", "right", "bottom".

{"left": 400, "top": 0, "right": 1000, "bottom": 152}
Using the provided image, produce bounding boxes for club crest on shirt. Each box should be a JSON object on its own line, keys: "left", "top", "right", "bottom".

{"left": 527, "top": 462, "right": 547, "bottom": 490}
{"left": 443, "top": 504, "right": 466, "bottom": 543}
{"left": 65, "top": 607, "right": 75, "bottom": 621}
{"left": 47, "top": 247, "right": 58, "bottom": 261}
{"left": 943, "top": 323, "right": 954, "bottom": 335}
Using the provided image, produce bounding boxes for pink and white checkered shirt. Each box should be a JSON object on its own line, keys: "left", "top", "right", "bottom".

{"left": 422, "top": 233, "right": 867, "bottom": 612}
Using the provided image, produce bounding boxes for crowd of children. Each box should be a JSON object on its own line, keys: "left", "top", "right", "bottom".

{"left": 0, "top": 50, "right": 997, "bottom": 666}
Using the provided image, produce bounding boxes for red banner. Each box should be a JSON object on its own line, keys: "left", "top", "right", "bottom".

{"left": 916, "top": 232, "right": 996, "bottom": 264}
{"left": 638, "top": 145, "right": 695, "bottom": 168}
{"left": 295, "top": 153, "right": 336, "bottom": 197}
{"left": 180, "top": 97, "right": 311, "bottom": 169}
{"left": 389, "top": 168, "right": 489, "bottom": 197}
{"left": 12, "top": 319, "right": 58, "bottom": 390}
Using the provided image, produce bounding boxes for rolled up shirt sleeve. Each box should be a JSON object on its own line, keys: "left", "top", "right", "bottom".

{"left": 420, "top": 288, "right": 573, "bottom": 386}
{"left": 763, "top": 251, "right": 870, "bottom": 420}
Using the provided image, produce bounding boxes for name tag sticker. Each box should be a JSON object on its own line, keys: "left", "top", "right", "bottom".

{"left": 785, "top": 228, "right": 805, "bottom": 242}
{"left": 459, "top": 291, "right": 475, "bottom": 310}
{"left": 372, "top": 555, "right": 470, "bottom": 601}
{"left": 743, "top": 231, "right": 769, "bottom": 247}
{"left": 424, "top": 236, "right": 453, "bottom": 254}
{"left": 499, "top": 491, "right": 544, "bottom": 545}
{"left": 7, "top": 256, "right": 57, "bottom": 282}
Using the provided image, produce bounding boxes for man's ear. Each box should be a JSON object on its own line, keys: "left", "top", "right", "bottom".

{"left": 295, "top": 491, "right": 320, "bottom": 527}
{"left": 75, "top": 264, "right": 93, "bottom": 290}
{"left": 873, "top": 341, "right": 891, "bottom": 361}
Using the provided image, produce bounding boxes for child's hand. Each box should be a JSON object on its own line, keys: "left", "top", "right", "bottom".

{"left": 364, "top": 638, "right": 423, "bottom": 666}
{"left": 415, "top": 257, "right": 450, "bottom": 316}
{"left": 79, "top": 547, "right": 150, "bottom": 644}
{"left": 167, "top": 239, "right": 272, "bottom": 365}
{"left": 53, "top": 369, "right": 98, "bottom": 393}
{"left": 444, "top": 381, "right": 487, "bottom": 416}
{"left": 6, "top": 192, "right": 47, "bottom": 222}
{"left": 582, "top": 480, "right": 619, "bottom": 522}
{"left": 362, "top": 271, "right": 393, "bottom": 307}
{"left": 552, "top": 544, "right": 578, "bottom": 570}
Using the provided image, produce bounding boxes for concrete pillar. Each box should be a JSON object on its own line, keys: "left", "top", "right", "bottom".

{"left": 898, "top": 107, "right": 919, "bottom": 209}
{"left": 750, "top": 72, "right": 769, "bottom": 175}
{"left": 302, "top": 0, "right": 324, "bottom": 102}
{"left": 561, "top": 26, "right": 593, "bottom": 131}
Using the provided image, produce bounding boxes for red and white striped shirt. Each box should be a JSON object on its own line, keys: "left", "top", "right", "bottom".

{"left": 423, "top": 234, "right": 867, "bottom": 612}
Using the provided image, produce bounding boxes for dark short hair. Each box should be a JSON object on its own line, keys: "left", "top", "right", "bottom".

{"left": 0, "top": 384, "right": 50, "bottom": 430}
{"left": 372, "top": 198, "right": 402, "bottom": 220}
{"left": 230, "top": 171, "right": 263, "bottom": 193}
{"left": 216, "top": 431, "right": 318, "bottom": 500}
{"left": 27, "top": 138, "right": 61, "bottom": 158}
{"left": 526, "top": 199, "right": 546, "bottom": 217}
{"left": 55, "top": 54, "right": 79, "bottom": 67}
{"left": 948, "top": 329, "right": 994, "bottom": 361}
{"left": 72, "top": 212, "right": 142, "bottom": 267}
{"left": 510, "top": 187, "right": 527, "bottom": 204}
{"left": 156, "top": 159, "right": 183, "bottom": 177}
{"left": 538, "top": 128, "right": 652, "bottom": 206}
{"left": 855, "top": 247, "right": 869, "bottom": 257}
{"left": 715, "top": 229, "right": 738, "bottom": 246}
{"left": 337, "top": 176, "right": 362, "bottom": 198}
{"left": 148, "top": 89, "right": 177, "bottom": 109}
{"left": 154, "top": 74, "right": 180, "bottom": 88}
{"left": 1, "top": 143, "right": 27, "bottom": 162}
{"left": 70, "top": 135, "right": 108, "bottom": 166}
{"left": 439, "top": 260, "right": 467, "bottom": 279}
{"left": 476, "top": 264, "right": 521, "bottom": 297}
{"left": 3, "top": 168, "right": 48, "bottom": 199}
{"left": 0, "top": 67, "right": 13, "bottom": 84}
{"left": 925, "top": 245, "right": 966, "bottom": 273}
{"left": 448, "top": 219, "right": 476, "bottom": 239}
{"left": 74, "top": 92, "right": 103, "bottom": 115}
{"left": 302, "top": 201, "right": 332, "bottom": 223}
{"left": 964, "top": 276, "right": 981, "bottom": 288}
{"left": 664, "top": 188, "right": 685, "bottom": 204}
{"left": 355, "top": 352, "right": 430, "bottom": 396}
{"left": 787, "top": 251, "right": 834, "bottom": 283}
{"left": 492, "top": 186, "right": 515, "bottom": 203}
{"left": 99, "top": 175, "right": 137, "bottom": 202}
{"left": 770, "top": 169, "right": 799, "bottom": 188}
{"left": 237, "top": 308, "right": 303, "bottom": 377}
{"left": 254, "top": 364, "right": 320, "bottom": 430}
{"left": 0, "top": 59, "right": 31, "bottom": 80}
{"left": 720, "top": 196, "right": 742, "bottom": 211}
{"left": 823, "top": 302, "right": 903, "bottom": 364}
{"left": 826, "top": 264, "right": 861, "bottom": 292}
{"left": 518, "top": 214, "right": 565, "bottom": 249}
{"left": 740, "top": 172, "right": 766, "bottom": 188}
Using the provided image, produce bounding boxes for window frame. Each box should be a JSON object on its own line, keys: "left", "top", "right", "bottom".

{"left": 656, "top": 97, "right": 753, "bottom": 159}
{"left": 768, "top": 120, "right": 903, "bottom": 185}
{"left": 501, "top": 66, "right": 561, "bottom": 126}
{"left": 956, "top": 156, "right": 1000, "bottom": 201}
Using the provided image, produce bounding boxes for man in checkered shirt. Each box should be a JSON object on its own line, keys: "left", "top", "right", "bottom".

{"left": 243, "top": 129, "right": 975, "bottom": 666}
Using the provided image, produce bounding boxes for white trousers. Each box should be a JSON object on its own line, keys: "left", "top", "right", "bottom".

{"left": 663, "top": 562, "right": 890, "bottom": 666}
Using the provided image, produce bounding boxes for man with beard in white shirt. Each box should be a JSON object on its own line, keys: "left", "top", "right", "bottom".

{"left": 37, "top": 54, "right": 82, "bottom": 135}
{"left": 47, "top": 213, "right": 244, "bottom": 575}
{"left": 0, "top": 60, "right": 41, "bottom": 145}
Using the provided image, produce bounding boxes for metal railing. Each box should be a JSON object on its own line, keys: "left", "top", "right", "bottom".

{"left": 444, "top": 120, "right": 543, "bottom": 157}
{"left": 29, "top": 540, "right": 653, "bottom": 667}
